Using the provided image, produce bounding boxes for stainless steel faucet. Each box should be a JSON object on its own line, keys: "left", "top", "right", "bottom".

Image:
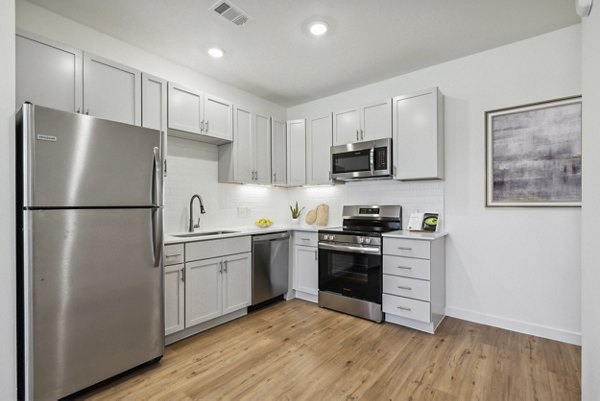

{"left": 189, "top": 194, "right": 206, "bottom": 232}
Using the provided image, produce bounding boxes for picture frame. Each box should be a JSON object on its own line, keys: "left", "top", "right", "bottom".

{"left": 485, "top": 96, "right": 582, "bottom": 207}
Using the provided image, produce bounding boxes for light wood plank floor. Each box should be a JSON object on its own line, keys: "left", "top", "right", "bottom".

{"left": 83, "top": 300, "right": 580, "bottom": 401}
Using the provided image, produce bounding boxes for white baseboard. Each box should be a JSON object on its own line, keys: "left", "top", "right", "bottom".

{"left": 445, "top": 306, "right": 581, "bottom": 346}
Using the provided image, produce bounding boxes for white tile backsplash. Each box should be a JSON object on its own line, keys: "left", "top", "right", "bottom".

{"left": 164, "top": 136, "right": 444, "bottom": 233}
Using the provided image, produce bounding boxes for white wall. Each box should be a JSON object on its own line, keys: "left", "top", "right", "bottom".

{"left": 164, "top": 137, "right": 290, "bottom": 232}
{"left": 288, "top": 25, "right": 582, "bottom": 344}
{"left": 0, "top": 0, "right": 16, "bottom": 398}
{"left": 581, "top": 4, "right": 600, "bottom": 400}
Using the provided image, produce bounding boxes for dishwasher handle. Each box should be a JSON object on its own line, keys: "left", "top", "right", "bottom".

{"left": 252, "top": 232, "right": 290, "bottom": 242}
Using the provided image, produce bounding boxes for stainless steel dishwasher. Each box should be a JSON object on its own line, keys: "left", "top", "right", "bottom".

{"left": 251, "top": 232, "right": 290, "bottom": 307}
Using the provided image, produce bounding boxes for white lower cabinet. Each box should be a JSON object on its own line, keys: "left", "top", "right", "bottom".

{"left": 164, "top": 237, "right": 251, "bottom": 341}
{"left": 186, "top": 256, "right": 223, "bottom": 327}
{"left": 222, "top": 253, "right": 252, "bottom": 314}
{"left": 382, "top": 235, "right": 446, "bottom": 334}
{"left": 185, "top": 252, "right": 251, "bottom": 325}
{"left": 292, "top": 231, "right": 319, "bottom": 301}
{"left": 164, "top": 263, "right": 185, "bottom": 335}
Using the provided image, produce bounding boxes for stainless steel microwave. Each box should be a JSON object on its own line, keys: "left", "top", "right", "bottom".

{"left": 330, "top": 138, "right": 392, "bottom": 181}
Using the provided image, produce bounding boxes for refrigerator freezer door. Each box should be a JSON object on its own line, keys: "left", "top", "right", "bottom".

{"left": 22, "top": 104, "right": 162, "bottom": 207}
{"left": 23, "top": 209, "right": 164, "bottom": 400}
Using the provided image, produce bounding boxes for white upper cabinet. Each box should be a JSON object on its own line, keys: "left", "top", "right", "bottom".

{"left": 333, "top": 108, "right": 360, "bottom": 145}
{"left": 142, "top": 74, "right": 167, "bottom": 132}
{"left": 233, "top": 105, "right": 254, "bottom": 183}
{"left": 168, "top": 82, "right": 233, "bottom": 144}
{"left": 254, "top": 113, "right": 272, "bottom": 184}
{"left": 393, "top": 87, "right": 444, "bottom": 180}
{"left": 168, "top": 83, "right": 202, "bottom": 134}
{"left": 271, "top": 119, "right": 287, "bottom": 185}
{"left": 333, "top": 99, "right": 392, "bottom": 145}
{"left": 287, "top": 119, "right": 306, "bottom": 186}
{"left": 204, "top": 94, "right": 233, "bottom": 142}
{"left": 16, "top": 32, "right": 82, "bottom": 113}
{"left": 142, "top": 73, "right": 168, "bottom": 176}
{"left": 83, "top": 53, "right": 141, "bottom": 125}
{"left": 219, "top": 106, "right": 274, "bottom": 184}
{"left": 361, "top": 98, "right": 392, "bottom": 141}
{"left": 306, "top": 114, "right": 332, "bottom": 185}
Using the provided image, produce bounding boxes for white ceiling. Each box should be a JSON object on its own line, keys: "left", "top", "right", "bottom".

{"left": 26, "top": 0, "right": 580, "bottom": 107}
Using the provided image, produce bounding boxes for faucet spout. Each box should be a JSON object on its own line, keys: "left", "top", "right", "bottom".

{"left": 189, "top": 194, "right": 206, "bottom": 232}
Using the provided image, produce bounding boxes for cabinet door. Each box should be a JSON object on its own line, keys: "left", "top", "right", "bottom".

{"left": 185, "top": 257, "right": 222, "bottom": 327}
{"left": 204, "top": 94, "right": 233, "bottom": 141}
{"left": 307, "top": 114, "right": 332, "bottom": 185}
{"left": 333, "top": 108, "right": 360, "bottom": 145}
{"left": 393, "top": 88, "right": 443, "bottom": 180}
{"left": 287, "top": 119, "right": 306, "bottom": 186}
{"left": 83, "top": 53, "right": 141, "bottom": 125}
{"left": 234, "top": 106, "right": 254, "bottom": 183}
{"left": 168, "top": 82, "right": 202, "bottom": 134}
{"left": 361, "top": 98, "right": 392, "bottom": 141}
{"left": 254, "top": 113, "right": 272, "bottom": 184}
{"left": 222, "top": 252, "right": 252, "bottom": 315}
{"left": 164, "top": 263, "right": 185, "bottom": 335}
{"left": 271, "top": 119, "right": 287, "bottom": 185}
{"left": 16, "top": 32, "right": 82, "bottom": 113}
{"left": 142, "top": 74, "right": 168, "bottom": 176}
{"left": 142, "top": 73, "right": 167, "bottom": 132}
{"left": 294, "top": 246, "right": 318, "bottom": 295}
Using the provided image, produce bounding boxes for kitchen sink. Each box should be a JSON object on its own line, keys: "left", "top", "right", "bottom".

{"left": 171, "top": 230, "right": 240, "bottom": 238}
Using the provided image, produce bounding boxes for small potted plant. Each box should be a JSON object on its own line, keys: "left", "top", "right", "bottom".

{"left": 289, "top": 201, "right": 304, "bottom": 224}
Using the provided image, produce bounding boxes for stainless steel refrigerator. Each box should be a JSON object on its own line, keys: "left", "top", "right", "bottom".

{"left": 16, "top": 103, "right": 164, "bottom": 401}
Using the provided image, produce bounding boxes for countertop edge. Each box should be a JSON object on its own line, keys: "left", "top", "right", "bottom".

{"left": 381, "top": 230, "right": 448, "bottom": 241}
{"left": 164, "top": 225, "right": 334, "bottom": 245}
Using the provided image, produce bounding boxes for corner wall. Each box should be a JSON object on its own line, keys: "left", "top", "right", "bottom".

{"left": 581, "top": 4, "right": 600, "bottom": 399}
{"left": 0, "top": 0, "right": 16, "bottom": 399}
{"left": 288, "top": 25, "right": 583, "bottom": 344}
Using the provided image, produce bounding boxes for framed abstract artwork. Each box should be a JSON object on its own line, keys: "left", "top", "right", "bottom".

{"left": 485, "top": 96, "right": 582, "bottom": 207}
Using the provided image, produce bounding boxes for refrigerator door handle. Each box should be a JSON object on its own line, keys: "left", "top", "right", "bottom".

{"left": 151, "top": 147, "right": 163, "bottom": 267}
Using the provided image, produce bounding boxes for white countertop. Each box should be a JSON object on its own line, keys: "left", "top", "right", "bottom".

{"left": 164, "top": 224, "right": 335, "bottom": 245}
{"left": 382, "top": 230, "right": 448, "bottom": 241}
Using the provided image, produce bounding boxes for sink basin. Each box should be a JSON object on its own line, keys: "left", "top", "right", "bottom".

{"left": 171, "top": 230, "right": 240, "bottom": 238}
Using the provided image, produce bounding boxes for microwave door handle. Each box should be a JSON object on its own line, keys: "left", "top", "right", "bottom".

{"left": 370, "top": 147, "right": 375, "bottom": 175}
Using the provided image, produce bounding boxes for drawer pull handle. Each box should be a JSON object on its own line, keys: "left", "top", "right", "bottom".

{"left": 397, "top": 306, "right": 412, "bottom": 311}
{"left": 397, "top": 266, "right": 412, "bottom": 270}
{"left": 397, "top": 286, "right": 412, "bottom": 290}
{"left": 397, "top": 247, "right": 412, "bottom": 251}
{"left": 300, "top": 238, "right": 311, "bottom": 241}
{"left": 166, "top": 254, "right": 182, "bottom": 258}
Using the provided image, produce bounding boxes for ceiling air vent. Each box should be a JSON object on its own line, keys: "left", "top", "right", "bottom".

{"left": 211, "top": 0, "right": 251, "bottom": 27}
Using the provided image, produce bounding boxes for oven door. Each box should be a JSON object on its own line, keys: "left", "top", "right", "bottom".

{"left": 318, "top": 243, "right": 382, "bottom": 304}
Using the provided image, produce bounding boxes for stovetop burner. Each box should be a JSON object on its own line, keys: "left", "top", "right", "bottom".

{"left": 319, "top": 205, "right": 402, "bottom": 237}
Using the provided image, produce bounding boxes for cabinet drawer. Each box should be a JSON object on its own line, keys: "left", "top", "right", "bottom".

{"left": 383, "top": 294, "right": 430, "bottom": 323}
{"left": 383, "top": 275, "right": 430, "bottom": 301}
{"left": 383, "top": 255, "right": 430, "bottom": 280}
{"left": 383, "top": 238, "right": 430, "bottom": 259}
{"left": 164, "top": 244, "right": 184, "bottom": 266}
{"left": 186, "top": 236, "right": 251, "bottom": 262}
{"left": 294, "top": 231, "right": 318, "bottom": 247}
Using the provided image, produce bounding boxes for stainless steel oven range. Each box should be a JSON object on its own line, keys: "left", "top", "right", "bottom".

{"left": 318, "top": 205, "right": 402, "bottom": 322}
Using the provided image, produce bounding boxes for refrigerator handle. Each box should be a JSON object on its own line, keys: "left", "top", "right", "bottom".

{"left": 151, "top": 147, "right": 163, "bottom": 267}
{"left": 152, "top": 208, "right": 162, "bottom": 267}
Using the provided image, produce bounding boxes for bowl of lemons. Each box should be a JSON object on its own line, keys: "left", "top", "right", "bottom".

{"left": 255, "top": 218, "right": 273, "bottom": 228}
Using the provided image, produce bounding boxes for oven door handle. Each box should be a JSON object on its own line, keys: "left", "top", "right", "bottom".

{"left": 318, "top": 242, "right": 381, "bottom": 255}
{"left": 370, "top": 147, "right": 375, "bottom": 175}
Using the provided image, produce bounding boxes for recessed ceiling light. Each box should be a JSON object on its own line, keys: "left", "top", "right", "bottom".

{"left": 309, "top": 22, "right": 328, "bottom": 36}
{"left": 208, "top": 47, "right": 225, "bottom": 58}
